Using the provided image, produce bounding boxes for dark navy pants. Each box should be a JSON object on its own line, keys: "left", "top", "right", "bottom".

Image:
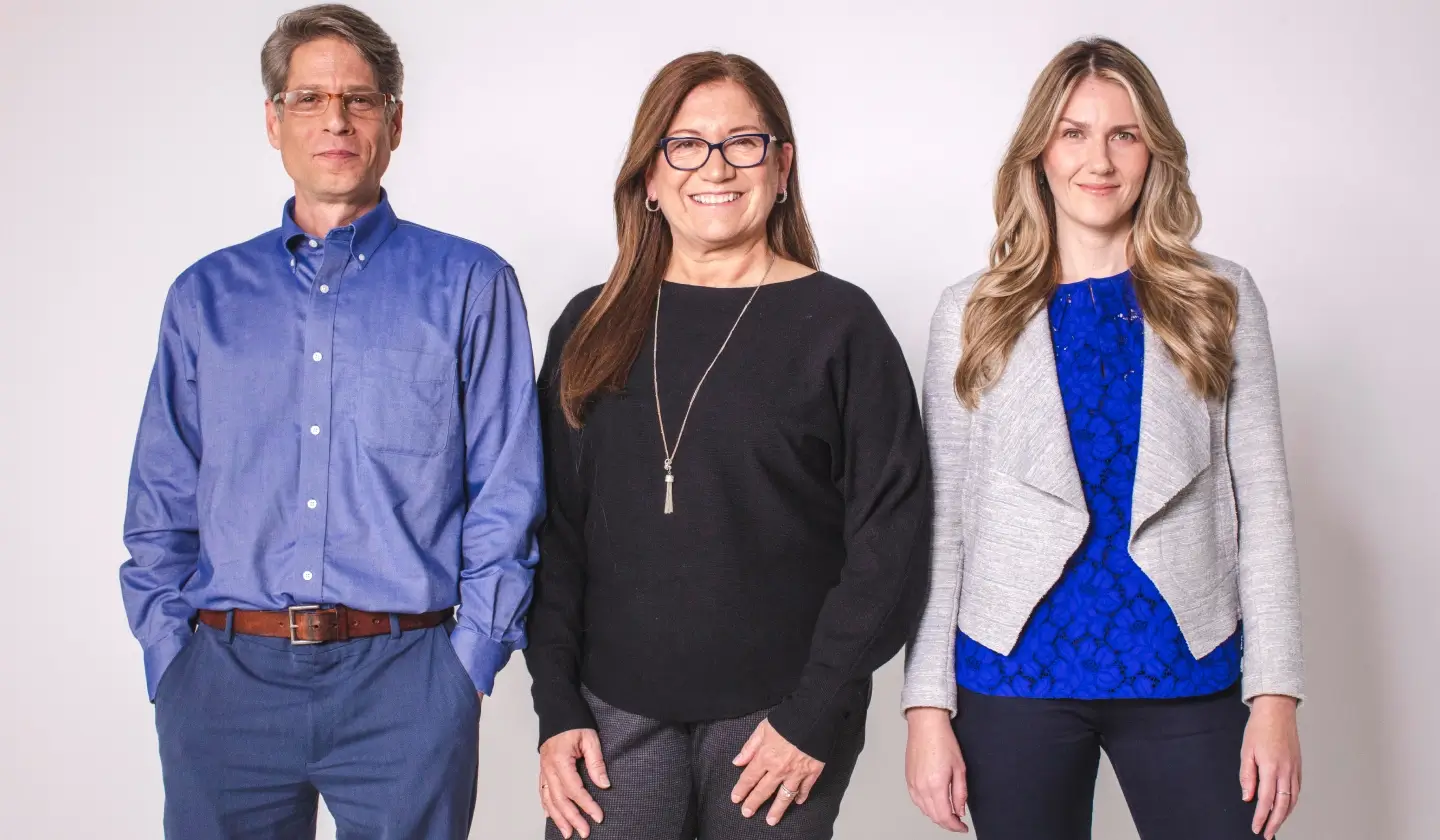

{"left": 954, "top": 683, "right": 1257, "bottom": 839}
{"left": 154, "top": 617, "right": 481, "bottom": 839}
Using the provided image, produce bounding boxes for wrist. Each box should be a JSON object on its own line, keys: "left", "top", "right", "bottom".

{"left": 1251, "top": 694, "right": 1299, "bottom": 714}
{"left": 905, "top": 706, "right": 953, "bottom": 727}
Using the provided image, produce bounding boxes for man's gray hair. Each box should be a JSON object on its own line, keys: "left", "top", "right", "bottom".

{"left": 261, "top": 4, "right": 403, "bottom": 102}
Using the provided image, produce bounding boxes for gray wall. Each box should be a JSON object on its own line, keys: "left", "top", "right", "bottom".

{"left": 1, "top": 0, "right": 1435, "bottom": 837}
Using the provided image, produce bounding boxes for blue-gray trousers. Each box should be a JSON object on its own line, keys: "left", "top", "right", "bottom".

{"left": 154, "top": 618, "right": 481, "bottom": 839}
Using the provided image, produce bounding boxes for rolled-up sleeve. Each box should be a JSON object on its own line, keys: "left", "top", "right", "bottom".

{"left": 449, "top": 264, "right": 546, "bottom": 696}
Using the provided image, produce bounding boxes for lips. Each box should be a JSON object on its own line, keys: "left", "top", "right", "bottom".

{"left": 1079, "top": 184, "right": 1119, "bottom": 196}
{"left": 317, "top": 150, "right": 358, "bottom": 160}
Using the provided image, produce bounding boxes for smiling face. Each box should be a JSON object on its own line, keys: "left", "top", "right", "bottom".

{"left": 645, "top": 79, "right": 793, "bottom": 255}
{"left": 265, "top": 36, "right": 402, "bottom": 209}
{"left": 1041, "top": 76, "right": 1151, "bottom": 237}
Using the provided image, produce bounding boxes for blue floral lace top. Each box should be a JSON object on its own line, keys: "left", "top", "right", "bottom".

{"left": 955, "top": 270, "right": 1242, "bottom": 699}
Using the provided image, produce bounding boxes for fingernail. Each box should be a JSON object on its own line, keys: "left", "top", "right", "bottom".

{"left": 731, "top": 796, "right": 740, "bottom": 804}
{"left": 767, "top": 817, "right": 778, "bottom": 826}
{"left": 742, "top": 808, "right": 753, "bottom": 818}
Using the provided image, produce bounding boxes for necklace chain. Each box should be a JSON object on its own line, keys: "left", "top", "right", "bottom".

{"left": 652, "top": 254, "right": 776, "bottom": 514}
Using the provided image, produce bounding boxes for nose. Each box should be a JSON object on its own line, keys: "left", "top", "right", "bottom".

{"left": 1086, "top": 134, "right": 1114, "bottom": 175}
{"left": 698, "top": 142, "right": 734, "bottom": 182}
{"left": 323, "top": 97, "right": 354, "bottom": 136}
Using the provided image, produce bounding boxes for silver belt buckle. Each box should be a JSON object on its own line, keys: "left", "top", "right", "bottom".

{"left": 288, "top": 604, "right": 324, "bottom": 645}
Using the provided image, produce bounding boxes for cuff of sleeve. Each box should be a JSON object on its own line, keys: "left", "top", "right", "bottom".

{"left": 1241, "top": 673, "right": 1305, "bottom": 707}
{"left": 900, "top": 684, "right": 959, "bottom": 718}
{"left": 766, "top": 681, "right": 868, "bottom": 764}
{"left": 448, "top": 626, "right": 512, "bottom": 696}
{"left": 534, "top": 682, "right": 599, "bottom": 750}
{"left": 143, "top": 629, "right": 193, "bottom": 701}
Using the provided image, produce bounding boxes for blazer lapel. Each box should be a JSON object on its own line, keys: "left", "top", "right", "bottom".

{"left": 1132, "top": 321, "right": 1213, "bottom": 537}
{"left": 989, "top": 309, "right": 1087, "bottom": 513}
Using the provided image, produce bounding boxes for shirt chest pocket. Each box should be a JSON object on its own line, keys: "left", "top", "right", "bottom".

{"left": 357, "top": 347, "right": 457, "bottom": 457}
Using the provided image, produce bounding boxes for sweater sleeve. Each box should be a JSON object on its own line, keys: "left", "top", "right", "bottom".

{"left": 524, "top": 293, "right": 602, "bottom": 747}
{"left": 765, "top": 297, "right": 932, "bottom": 762}
{"left": 1225, "top": 266, "right": 1305, "bottom": 703}
{"left": 901, "top": 285, "right": 970, "bottom": 716}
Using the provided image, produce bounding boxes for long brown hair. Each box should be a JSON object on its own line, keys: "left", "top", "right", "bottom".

{"left": 557, "top": 51, "right": 818, "bottom": 427}
{"left": 954, "top": 37, "right": 1238, "bottom": 408}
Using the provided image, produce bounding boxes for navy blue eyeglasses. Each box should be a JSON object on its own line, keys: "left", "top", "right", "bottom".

{"left": 656, "top": 133, "right": 779, "bottom": 171}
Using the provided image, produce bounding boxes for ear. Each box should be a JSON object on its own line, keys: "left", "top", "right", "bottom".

{"left": 388, "top": 101, "right": 404, "bottom": 151}
{"left": 643, "top": 159, "right": 658, "bottom": 203}
{"left": 776, "top": 141, "right": 795, "bottom": 192}
{"left": 265, "top": 99, "right": 282, "bottom": 151}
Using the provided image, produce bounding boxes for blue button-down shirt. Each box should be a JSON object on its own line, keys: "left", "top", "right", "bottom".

{"left": 120, "top": 193, "right": 544, "bottom": 699}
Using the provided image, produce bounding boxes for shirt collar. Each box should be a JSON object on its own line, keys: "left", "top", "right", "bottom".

{"left": 278, "top": 189, "right": 399, "bottom": 270}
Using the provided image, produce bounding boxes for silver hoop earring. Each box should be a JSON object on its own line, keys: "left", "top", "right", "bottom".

{"left": 775, "top": 188, "right": 788, "bottom": 205}
{"left": 645, "top": 196, "right": 660, "bottom": 213}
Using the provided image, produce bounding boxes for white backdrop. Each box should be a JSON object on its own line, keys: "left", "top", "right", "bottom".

{"left": 1, "top": 0, "right": 1437, "bottom": 837}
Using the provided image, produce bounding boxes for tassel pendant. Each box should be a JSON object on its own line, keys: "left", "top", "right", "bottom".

{"left": 663, "top": 470, "right": 675, "bottom": 515}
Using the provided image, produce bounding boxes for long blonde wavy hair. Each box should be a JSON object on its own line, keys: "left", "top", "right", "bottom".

{"left": 954, "top": 37, "right": 1237, "bottom": 408}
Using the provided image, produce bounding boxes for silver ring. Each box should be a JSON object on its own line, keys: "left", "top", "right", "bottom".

{"left": 1278, "top": 791, "right": 1292, "bottom": 797}
{"left": 778, "top": 783, "right": 796, "bottom": 799}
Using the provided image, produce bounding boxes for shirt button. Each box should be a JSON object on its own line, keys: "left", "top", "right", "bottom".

{"left": 290, "top": 259, "right": 296, "bottom": 267}
{"left": 309, "top": 239, "right": 318, "bottom": 248}
{"left": 307, "top": 499, "right": 317, "bottom": 509}
{"left": 319, "top": 284, "right": 330, "bottom": 294}
{"left": 312, "top": 352, "right": 322, "bottom": 362}
{"left": 303, "top": 570, "right": 313, "bottom": 581}
{"left": 358, "top": 254, "right": 366, "bottom": 262}
{"left": 310, "top": 425, "right": 321, "bottom": 436}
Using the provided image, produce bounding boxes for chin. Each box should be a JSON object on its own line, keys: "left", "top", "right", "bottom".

{"left": 690, "top": 222, "right": 749, "bottom": 246}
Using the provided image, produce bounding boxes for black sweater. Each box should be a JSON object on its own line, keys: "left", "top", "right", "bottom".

{"left": 524, "top": 272, "right": 931, "bottom": 761}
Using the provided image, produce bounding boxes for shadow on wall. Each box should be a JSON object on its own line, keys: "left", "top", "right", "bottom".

{"left": 1275, "top": 353, "right": 1396, "bottom": 840}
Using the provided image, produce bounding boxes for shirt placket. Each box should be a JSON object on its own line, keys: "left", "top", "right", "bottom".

{"left": 293, "top": 231, "right": 351, "bottom": 601}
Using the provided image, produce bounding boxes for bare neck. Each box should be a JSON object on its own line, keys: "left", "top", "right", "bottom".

{"left": 291, "top": 189, "right": 381, "bottom": 240}
{"left": 1055, "top": 215, "right": 1132, "bottom": 284}
{"left": 665, "top": 236, "right": 773, "bottom": 288}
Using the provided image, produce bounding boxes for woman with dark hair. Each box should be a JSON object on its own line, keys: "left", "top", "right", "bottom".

{"left": 525, "top": 51, "right": 930, "bottom": 840}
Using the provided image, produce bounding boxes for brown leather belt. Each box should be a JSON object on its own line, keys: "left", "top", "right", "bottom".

{"left": 197, "top": 605, "right": 452, "bottom": 644}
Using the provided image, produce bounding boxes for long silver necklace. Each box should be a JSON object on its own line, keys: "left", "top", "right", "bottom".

{"left": 652, "top": 254, "right": 776, "bottom": 514}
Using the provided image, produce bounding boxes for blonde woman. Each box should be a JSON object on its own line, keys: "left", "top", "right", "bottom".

{"left": 902, "top": 38, "right": 1303, "bottom": 840}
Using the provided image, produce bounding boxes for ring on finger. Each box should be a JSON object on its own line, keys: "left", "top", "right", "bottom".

{"left": 778, "top": 782, "right": 797, "bottom": 799}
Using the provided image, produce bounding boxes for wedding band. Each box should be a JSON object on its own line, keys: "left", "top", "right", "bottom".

{"left": 1278, "top": 791, "right": 1292, "bottom": 796}
{"left": 778, "top": 783, "right": 796, "bottom": 799}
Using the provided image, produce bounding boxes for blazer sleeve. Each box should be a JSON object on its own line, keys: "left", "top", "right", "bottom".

{"left": 901, "top": 285, "right": 971, "bottom": 716}
{"left": 1226, "top": 266, "right": 1305, "bottom": 703}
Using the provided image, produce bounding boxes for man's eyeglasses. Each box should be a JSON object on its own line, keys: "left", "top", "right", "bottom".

{"left": 271, "top": 89, "right": 398, "bottom": 119}
{"left": 655, "top": 133, "right": 779, "bottom": 171}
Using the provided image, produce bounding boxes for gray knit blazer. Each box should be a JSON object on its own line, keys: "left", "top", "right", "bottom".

{"left": 901, "top": 256, "right": 1304, "bottom": 715}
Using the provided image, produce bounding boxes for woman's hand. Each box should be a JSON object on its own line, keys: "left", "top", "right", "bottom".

{"left": 539, "top": 728, "right": 610, "bottom": 840}
{"left": 1241, "top": 695, "right": 1302, "bottom": 840}
{"left": 906, "top": 707, "right": 969, "bottom": 832}
{"left": 731, "top": 719, "right": 825, "bottom": 826}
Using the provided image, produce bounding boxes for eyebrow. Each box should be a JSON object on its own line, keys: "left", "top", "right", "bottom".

{"left": 285, "top": 84, "right": 382, "bottom": 93}
{"left": 666, "top": 124, "right": 767, "bottom": 137}
{"left": 1058, "top": 118, "right": 1141, "bottom": 133}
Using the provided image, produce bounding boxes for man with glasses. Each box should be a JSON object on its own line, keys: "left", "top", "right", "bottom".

{"left": 118, "top": 5, "right": 543, "bottom": 837}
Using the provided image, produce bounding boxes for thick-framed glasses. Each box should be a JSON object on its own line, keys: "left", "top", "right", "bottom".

{"left": 271, "top": 89, "right": 398, "bottom": 118}
{"left": 656, "top": 133, "right": 778, "bottom": 171}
